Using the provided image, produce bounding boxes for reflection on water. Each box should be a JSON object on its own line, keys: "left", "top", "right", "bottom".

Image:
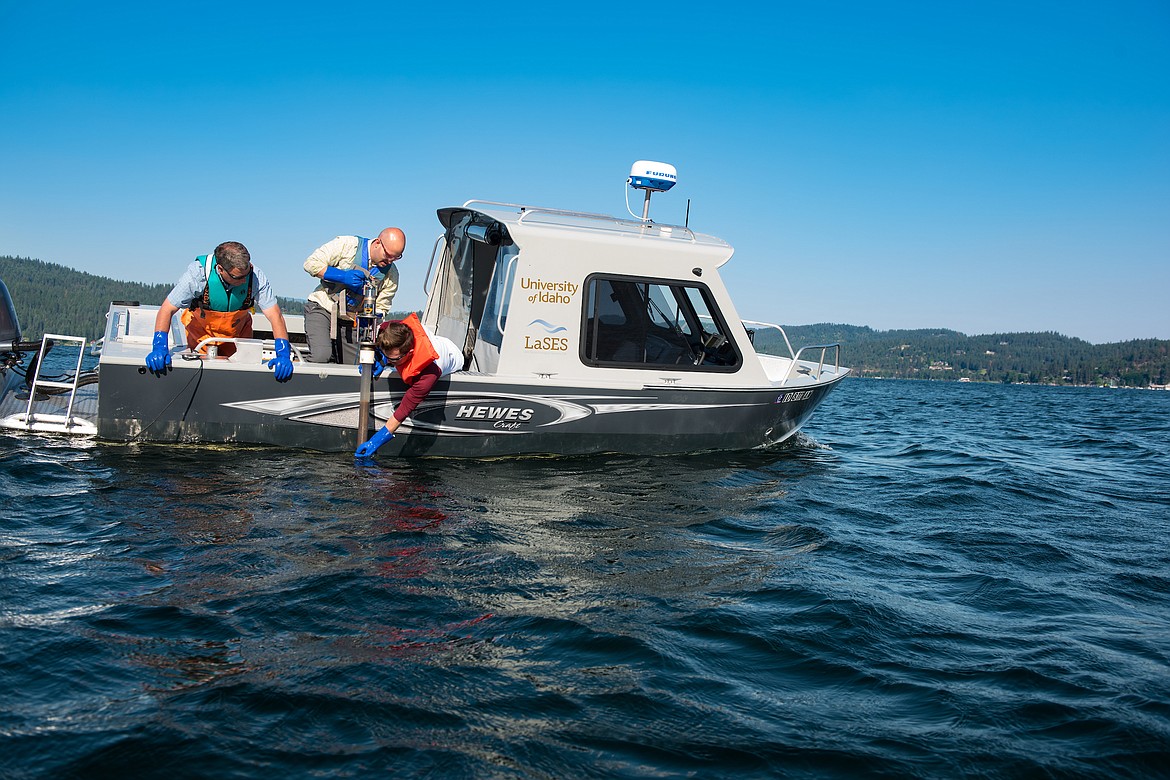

{"left": 430, "top": 445, "right": 831, "bottom": 626}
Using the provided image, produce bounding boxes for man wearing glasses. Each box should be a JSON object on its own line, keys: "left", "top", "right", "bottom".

{"left": 145, "top": 241, "right": 294, "bottom": 381}
{"left": 302, "top": 227, "right": 405, "bottom": 364}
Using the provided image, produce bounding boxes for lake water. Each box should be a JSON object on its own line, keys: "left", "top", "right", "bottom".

{"left": 2, "top": 377, "right": 1168, "bottom": 778}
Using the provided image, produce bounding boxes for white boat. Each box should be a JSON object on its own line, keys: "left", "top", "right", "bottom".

{"left": 2, "top": 163, "right": 849, "bottom": 456}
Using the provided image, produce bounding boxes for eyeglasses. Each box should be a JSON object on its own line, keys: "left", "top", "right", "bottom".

{"left": 217, "top": 263, "right": 252, "bottom": 283}
{"left": 384, "top": 349, "right": 412, "bottom": 365}
{"left": 375, "top": 238, "right": 402, "bottom": 263}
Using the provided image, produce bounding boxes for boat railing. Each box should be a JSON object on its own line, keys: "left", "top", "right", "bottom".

{"left": 787, "top": 343, "right": 842, "bottom": 382}
{"left": 460, "top": 199, "right": 699, "bottom": 241}
{"left": 463, "top": 199, "right": 618, "bottom": 223}
{"left": 741, "top": 319, "right": 796, "bottom": 358}
{"left": 740, "top": 320, "right": 841, "bottom": 381}
{"left": 423, "top": 233, "right": 447, "bottom": 298}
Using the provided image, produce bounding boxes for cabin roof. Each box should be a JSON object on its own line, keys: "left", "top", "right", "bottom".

{"left": 439, "top": 201, "right": 734, "bottom": 263}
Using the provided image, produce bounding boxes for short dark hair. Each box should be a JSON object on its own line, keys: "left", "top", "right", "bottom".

{"left": 376, "top": 321, "right": 414, "bottom": 353}
{"left": 214, "top": 241, "right": 251, "bottom": 272}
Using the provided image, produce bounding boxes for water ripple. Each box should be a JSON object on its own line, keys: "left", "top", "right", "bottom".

{"left": 1, "top": 380, "right": 1169, "bottom": 778}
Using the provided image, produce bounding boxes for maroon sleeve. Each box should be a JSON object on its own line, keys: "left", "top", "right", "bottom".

{"left": 393, "top": 363, "right": 441, "bottom": 422}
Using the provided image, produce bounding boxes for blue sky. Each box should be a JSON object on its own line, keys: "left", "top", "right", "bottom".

{"left": 2, "top": 1, "right": 1167, "bottom": 344}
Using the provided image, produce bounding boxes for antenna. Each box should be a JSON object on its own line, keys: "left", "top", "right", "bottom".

{"left": 626, "top": 161, "right": 677, "bottom": 222}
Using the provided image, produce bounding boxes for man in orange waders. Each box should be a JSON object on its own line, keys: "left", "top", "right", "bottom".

{"left": 145, "top": 241, "right": 294, "bottom": 381}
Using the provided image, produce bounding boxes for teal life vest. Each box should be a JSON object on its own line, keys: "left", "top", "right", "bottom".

{"left": 191, "top": 254, "right": 255, "bottom": 312}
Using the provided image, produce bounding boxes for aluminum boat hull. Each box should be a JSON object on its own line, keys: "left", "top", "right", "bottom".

{"left": 96, "top": 355, "right": 845, "bottom": 456}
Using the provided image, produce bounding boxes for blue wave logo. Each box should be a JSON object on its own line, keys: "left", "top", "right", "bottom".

{"left": 528, "top": 319, "right": 567, "bottom": 334}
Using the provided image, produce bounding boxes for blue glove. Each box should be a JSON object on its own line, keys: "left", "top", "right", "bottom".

{"left": 145, "top": 330, "right": 171, "bottom": 374}
{"left": 269, "top": 338, "right": 294, "bottom": 381}
{"left": 322, "top": 266, "right": 366, "bottom": 295}
{"left": 354, "top": 427, "right": 394, "bottom": 459}
{"left": 359, "top": 352, "right": 387, "bottom": 379}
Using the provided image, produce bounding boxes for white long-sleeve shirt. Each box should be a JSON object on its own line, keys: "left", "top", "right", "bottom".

{"left": 303, "top": 235, "right": 399, "bottom": 318}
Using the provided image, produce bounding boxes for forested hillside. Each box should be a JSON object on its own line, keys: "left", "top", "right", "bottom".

{"left": 3, "top": 254, "right": 1167, "bottom": 387}
{"left": 753, "top": 324, "right": 1170, "bottom": 387}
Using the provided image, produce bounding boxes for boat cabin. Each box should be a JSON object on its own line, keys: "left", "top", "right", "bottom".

{"left": 422, "top": 202, "right": 771, "bottom": 388}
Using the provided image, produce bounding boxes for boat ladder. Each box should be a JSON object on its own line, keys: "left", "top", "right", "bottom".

{"left": 10, "top": 334, "right": 98, "bottom": 435}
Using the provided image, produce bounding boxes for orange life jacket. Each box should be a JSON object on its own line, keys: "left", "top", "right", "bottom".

{"left": 395, "top": 313, "right": 441, "bottom": 385}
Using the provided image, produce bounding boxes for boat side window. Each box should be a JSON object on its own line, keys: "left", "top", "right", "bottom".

{"left": 581, "top": 275, "right": 740, "bottom": 371}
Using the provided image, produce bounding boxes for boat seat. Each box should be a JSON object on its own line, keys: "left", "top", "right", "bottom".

{"left": 588, "top": 319, "right": 693, "bottom": 365}
{"left": 588, "top": 320, "right": 636, "bottom": 362}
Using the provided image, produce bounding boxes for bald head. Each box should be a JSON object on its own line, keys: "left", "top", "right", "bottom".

{"left": 373, "top": 227, "right": 405, "bottom": 266}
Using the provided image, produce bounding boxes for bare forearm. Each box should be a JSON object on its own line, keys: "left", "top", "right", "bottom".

{"left": 154, "top": 301, "right": 179, "bottom": 332}
{"left": 262, "top": 306, "right": 290, "bottom": 341}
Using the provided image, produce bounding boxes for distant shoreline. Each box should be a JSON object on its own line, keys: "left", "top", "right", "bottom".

{"left": 852, "top": 375, "right": 1170, "bottom": 390}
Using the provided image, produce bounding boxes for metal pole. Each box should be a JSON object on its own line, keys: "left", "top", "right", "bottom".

{"left": 355, "top": 272, "right": 378, "bottom": 446}
{"left": 357, "top": 339, "right": 374, "bottom": 446}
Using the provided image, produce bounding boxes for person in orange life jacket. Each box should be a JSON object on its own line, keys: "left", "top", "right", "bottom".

{"left": 302, "top": 228, "right": 404, "bottom": 364}
{"left": 353, "top": 314, "right": 463, "bottom": 459}
{"left": 145, "top": 241, "right": 294, "bottom": 381}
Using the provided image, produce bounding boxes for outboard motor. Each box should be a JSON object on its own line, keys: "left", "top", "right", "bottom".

{"left": 1, "top": 278, "right": 48, "bottom": 371}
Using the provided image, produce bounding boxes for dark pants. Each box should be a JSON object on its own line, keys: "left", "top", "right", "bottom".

{"left": 304, "top": 300, "right": 360, "bottom": 364}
